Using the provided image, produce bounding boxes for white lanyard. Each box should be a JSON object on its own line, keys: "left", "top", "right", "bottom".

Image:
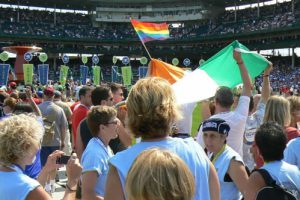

{"left": 8, "top": 164, "right": 24, "bottom": 174}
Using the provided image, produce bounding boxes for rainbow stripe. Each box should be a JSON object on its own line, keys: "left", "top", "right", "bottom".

{"left": 131, "top": 19, "right": 170, "bottom": 43}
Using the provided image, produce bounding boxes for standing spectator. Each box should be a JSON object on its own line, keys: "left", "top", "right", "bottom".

{"left": 38, "top": 86, "right": 67, "bottom": 195}
{"left": 71, "top": 86, "right": 92, "bottom": 148}
{"left": 54, "top": 90, "right": 72, "bottom": 155}
{"left": 197, "top": 49, "right": 252, "bottom": 157}
{"left": 105, "top": 77, "right": 220, "bottom": 200}
{"left": 245, "top": 122, "right": 300, "bottom": 200}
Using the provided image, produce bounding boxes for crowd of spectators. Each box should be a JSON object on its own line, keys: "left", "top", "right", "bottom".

{"left": 0, "top": 1, "right": 299, "bottom": 40}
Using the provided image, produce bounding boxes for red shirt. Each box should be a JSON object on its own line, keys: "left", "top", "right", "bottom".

{"left": 71, "top": 104, "right": 89, "bottom": 147}
{"left": 70, "top": 101, "right": 80, "bottom": 112}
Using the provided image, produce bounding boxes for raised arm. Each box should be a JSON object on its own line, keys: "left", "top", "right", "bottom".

{"left": 261, "top": 62, "right": 273, "bottom": 104}
{"left": 233, "top": 50, "right": 252, "bottom": 97}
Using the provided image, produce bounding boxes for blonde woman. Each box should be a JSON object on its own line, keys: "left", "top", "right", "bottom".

{"left": 287, "top": 96, "right": 300, "bottom": 129}
{"left": 105, "top": 77, "right": 220, "bottom": 200}
{"left": 0, "top": 114, "right": 82, "bottom": 200}
{"left": 253, "top": 95, "right": 300, "bottom": 168}
{"left": 126, "top": 148, "right": 195, "bottom": 200}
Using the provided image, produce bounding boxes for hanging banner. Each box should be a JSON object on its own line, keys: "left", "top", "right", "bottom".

{"left": 93, "top": 66, "right": 101, "bottom": 86}
{"left": 60, "top": 65, "right": 69, "bottom": 86}
{"left": 0, "top": 64, "right": 10, "bottom": 86}
{"left": 138, "top": 66, "right": 148, "bottom": 79}
{"left": 121, "top": 66, "right": 132, "bottom": 86}
{"left": 23, "top": 64, "right": 34, "bottom": 85}
{"left": 111, "top": 66, "right": 120, "bottom": 83}
{"left": 80, "top": 65, "right": 88, "bottom": 85}
{"left": 38, "top": 64, "right": 49, "bottom": 85}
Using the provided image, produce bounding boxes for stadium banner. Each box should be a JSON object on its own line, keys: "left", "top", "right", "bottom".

{"left": 60, "top": 65, "right": 69, "bottom": 86}
{"left": 80, "top": 65, "right": 88, "bottom": 85}
{"left": 0, "top": 64, "right": 10, "bottom": 86}
{"left": 111, "top": 66, "right": 120, "bottom": 83}
{"left": 121, "top": 66, "right": 132, "bottom": 86}
{"left": 23, "top": 64, "right": 34, "bottom": 85}
{"left": 93, "top": 66, "right": 101, "bottom": 86}
{"left": 38, "top": 64, "right": 49, "bottom": 85}
{"left": 138, "top": 66, "right": 148, "bottom": 79}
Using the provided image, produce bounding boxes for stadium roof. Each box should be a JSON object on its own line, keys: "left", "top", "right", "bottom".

{"left": 0, "top": 0, "right": 276, "bottom": 10}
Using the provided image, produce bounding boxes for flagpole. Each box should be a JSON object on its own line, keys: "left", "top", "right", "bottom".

{"left": 141, "top": 41, "right": 152, "bottom": 60}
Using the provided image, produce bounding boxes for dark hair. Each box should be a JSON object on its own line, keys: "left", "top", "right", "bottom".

{"left": 110, "top": 83, "right": 123, "bottom": 94}
{"left": 0, "top": 92, "right": 9, "bottom": 103}
{"left": 13, "top": 102, "right": 34, "bottom": 114}
{"left": 255, "top": 121, "right": 287, "bottom": 162}
{"left": 87, "top": 106, "right": 117, "bottom": 137}
{"left": 78, "top": 86, "right": 92, "bottom": 100}
{"left": 215, "top": 86, "right": 234, "bottom": 108}
{"left": 91, "top": 86, "right": 111, "bottom": 106}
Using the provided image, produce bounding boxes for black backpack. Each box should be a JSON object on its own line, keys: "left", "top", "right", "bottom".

{"left": 255, "top": 169, "right": 297, "bottom": 200}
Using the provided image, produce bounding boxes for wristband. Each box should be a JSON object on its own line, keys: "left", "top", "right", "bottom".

{"left": 263, "top": 74, "right": 269, "bottom": 77}
{"left": 66, "top": 183, "right": 77, "bottom": 192}
{"left": 236, "top": 61, "right": 243, "bottom": 65}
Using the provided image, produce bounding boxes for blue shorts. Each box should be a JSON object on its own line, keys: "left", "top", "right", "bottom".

{"left": 40, "top": 146, "right": 60, "bottom": 166}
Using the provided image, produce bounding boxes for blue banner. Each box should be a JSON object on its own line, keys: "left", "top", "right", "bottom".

{"left": 111, "top": 65, "right": 120, "bottom": 83}
{"left": 138, "top": 66, "right": 148, "bottom": 79}
{"left": 38, "top": 64, "right": 49, "bottom": 85}
{"left": 0, "top": 64, "right": 10, "bottom": 86}
{"left": 80, "top": 65, "right": 88, "bottom": 85}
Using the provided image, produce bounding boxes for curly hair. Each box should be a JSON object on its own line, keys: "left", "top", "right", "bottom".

{"left": 126, "top": 77, "right": 181, "bottom": 139}
{"left": 0, "top": 114, "right": 43, "bottom": 166}
{"left": 126, "top": 148, "right": 195, "bottom": 200}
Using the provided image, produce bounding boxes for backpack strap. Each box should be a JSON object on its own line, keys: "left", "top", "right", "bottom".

{"left": 255, "top": 169, "right": 277, "bottom": 187}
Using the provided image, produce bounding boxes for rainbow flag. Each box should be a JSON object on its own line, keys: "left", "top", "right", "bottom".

{"left": 131, "top": 19, "right": 170, "bottom": 43}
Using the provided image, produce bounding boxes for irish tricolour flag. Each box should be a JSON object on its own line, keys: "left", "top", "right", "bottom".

{"left": 171, "top": 40, "right": 270, "bottom": 104}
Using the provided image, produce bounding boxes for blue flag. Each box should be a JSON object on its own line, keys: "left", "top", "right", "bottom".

{"left": 0, "top": 64, "right": 10, "bottom": 86}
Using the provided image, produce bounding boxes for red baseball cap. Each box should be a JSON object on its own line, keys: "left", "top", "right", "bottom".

{"left": 44, "top": 86, "right": 54, "bottom": 97}
{"left": 9, "top": 82, "right": 16, "bottom": 87}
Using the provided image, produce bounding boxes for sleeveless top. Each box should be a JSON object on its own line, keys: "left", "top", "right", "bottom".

{"left": 213, "top": 145, "right": 244, "bottom": 200}
{"left": 110, "top": 137, "right": 211, "bottom": 200}
{"left": 0, "top": 165, "right": 40, "bottom": 200}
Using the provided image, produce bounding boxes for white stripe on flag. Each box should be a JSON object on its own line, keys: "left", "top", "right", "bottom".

{"left": 172, "top": 69, "right": 219, "bottom": 104}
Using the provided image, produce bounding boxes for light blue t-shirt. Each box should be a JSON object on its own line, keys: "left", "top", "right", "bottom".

{"left": 262, "top": 160, "right": 300, "bottom": 198}
{"left": 213, "top": 145, "right": 244, "bottom": 200}
{"left": 81, "top": 137, "right": 113, "bottom": 197}
{"left": 0, "top": 171, "right": 40, "bottom": 200}
{"left": 110, "top": 137, "right": 211, "bottom": 200}
{"left": 284, "top": 137, "right": 300, "bottom": 169}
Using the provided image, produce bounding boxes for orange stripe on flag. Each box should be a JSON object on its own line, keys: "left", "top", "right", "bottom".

{"left": 149, "top": 59, "right": 185, "bottom": 84}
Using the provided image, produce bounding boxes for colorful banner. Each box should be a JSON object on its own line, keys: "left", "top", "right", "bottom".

{"left": 80, "top": 65, "right": 88, "bottom": 85}
{"left": 23, "top": 64, "right": 34, "bottom": 85}
{"left": 111, "top": 66, "right": 120, "bottom": 83}
{"left": 60, "top": 65, "right": 69, "bottom": 86}
{"left": 138, "top": 66, "right": 148, "bottom": 79}
{"left": 93, "top": 66, "right": 101, "bottom": 86}
{"left": 38, "top": 64, "right": 49, "bottom": 85}
{"left": 121, "top": 66, "right": 132, "bottom": 86}
{"left": 0, "top": 64, "right": 10, "bottom": 86}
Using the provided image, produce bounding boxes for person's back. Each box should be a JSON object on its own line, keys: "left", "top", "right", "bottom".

{"left": 284, "top": 137, "right": 300, "bottom": 169}
{"left": 262, "top": 160, "right": 300, "bottom": 196}
{"left": 110, "top": 137, "right": 211, "bottom": 200}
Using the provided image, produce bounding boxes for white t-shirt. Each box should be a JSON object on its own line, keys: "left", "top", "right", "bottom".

{"left": 197, "top": 96, "right": 250, "bottom": 157}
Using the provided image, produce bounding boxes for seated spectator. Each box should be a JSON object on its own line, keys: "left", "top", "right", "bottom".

{"left": 245, "top": 121, "right": 300, "bottom": 200}
{"left": 202, "top": 118, "right": 249, "bottom": 200}
{"left": 126, "top": 148, "right": 195, "bottom": 200}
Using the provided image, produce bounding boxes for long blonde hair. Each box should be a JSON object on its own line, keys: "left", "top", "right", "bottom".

{"left": 126, "top": 148, "right": 195, "bottom": 200}
{"left": 264, "top": 96, "right": 291, "bottom": 127}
